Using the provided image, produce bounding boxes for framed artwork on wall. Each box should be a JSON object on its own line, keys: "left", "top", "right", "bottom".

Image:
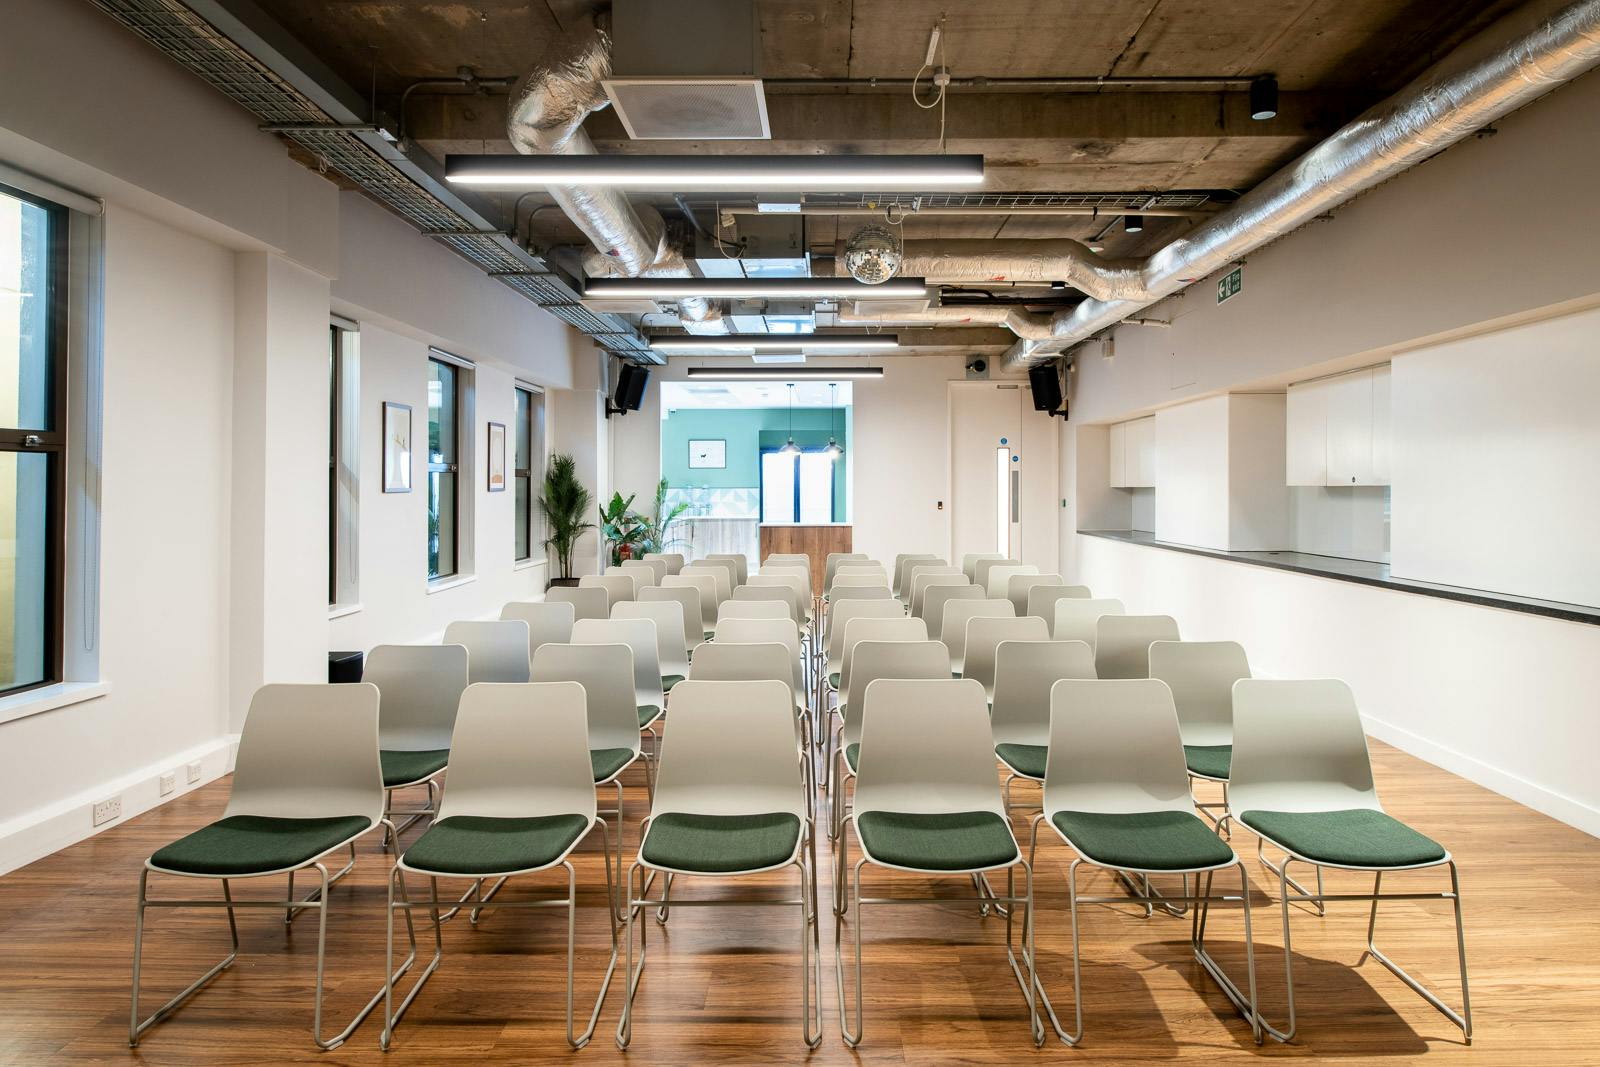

{"left": 382, "top": 401, "right": 412, "bottom": 493}
{"left": 487, "top": 421, "right": 507, "bottom": 492}
{"left": 688, "top": 439, "right": 727, "bottom": 469}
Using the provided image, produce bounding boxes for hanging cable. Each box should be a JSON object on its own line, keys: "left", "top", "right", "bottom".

{"left": 911, "top": 17, "right": 950, "bottom": 153}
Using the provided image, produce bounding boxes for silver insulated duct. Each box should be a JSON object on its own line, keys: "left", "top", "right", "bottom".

{"left": 506, "top": 27, "right": 724, "bottom": 331}
{"left": 999, "top": 0, "right": 1600, "bottom": 368}
{"left": 837, "top": 239, "right": 1148, "bottom": 303}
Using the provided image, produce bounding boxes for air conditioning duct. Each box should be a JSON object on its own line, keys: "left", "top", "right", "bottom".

{"left": 602, "top": 0, "right": 769, "bottom": 140}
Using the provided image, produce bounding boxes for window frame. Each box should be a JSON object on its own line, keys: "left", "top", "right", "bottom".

{"left": 513, "top": 382, "right": 545, "bottom": 564}
{"left": 327, "top": 316, "right": 360, "bottom": 611}
{"left": 0, "top": 180, "right": 69, "bottom": 697}
{"left": 426, "top": 354, "right": 461, "bottom": 581}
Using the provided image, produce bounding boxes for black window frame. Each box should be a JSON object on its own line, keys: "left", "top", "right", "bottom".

{"left": 427, "top": 355, "right": 460, "bottom": 580}
{"left": 327, "top": 324, "right": 340, "bottom": 605}
{"left": 514, "top": 385, "right": 535, "bottom": 562}
{"left": 0, "top": 180, "right": 68, "bottom": 697}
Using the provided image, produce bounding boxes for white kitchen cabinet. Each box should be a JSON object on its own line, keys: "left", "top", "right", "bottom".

{"left": 1108, "top": 416, "right": 1156, "bottom": 488}
{"left": 1108, "top": 421, "right": 1128, "bottom": 487}
{"left": 1285, "top": 365, "right": 1392, "bottom": 487}
{"left": 1370, "top": 363, "right": 1392, "bottom": 484}
{"left": 1285, "top": 380, "right": 1328, "bottom": 485}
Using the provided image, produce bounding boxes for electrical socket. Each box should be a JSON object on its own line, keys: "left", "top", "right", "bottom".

{"left": 92, "top": 795, "right": 122, "bottom": 826}
{"left": 185, "top": 760, "right": 203, "bottom": 784}
{"left": 159, "top": 772, "right": 176, "bottom": 796}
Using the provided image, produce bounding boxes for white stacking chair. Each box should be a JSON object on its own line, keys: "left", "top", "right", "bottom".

{"left": 365, "top": 644, "right": 470, "bottom": 846}
{"left": 962, "top": 553, "right": 1007, "bottom": 583}
{"left": 698, "top": 557, "right": 741, "bottom": 598}
{"left": 892, "top": 553, "right": 939, "bottom": 598}
{"left": 616, "top": 680, "right": 820, "bottom": 1049}
{"left": 602, "top": 566, "right": 643, "bottom": 596}
{"left": 924, "top": 585, "right": 983, "bottom": 649}
{"left": 824, "top": 552, "right": 868, "bottom": 587}
{"left": 986, "top": 563, "right": 1038, "bottom": 600}
{"left": 939, "top": 596, "right": 1013, "bottom": 676}
{"left": 1053, "top": 597, "right": 1125, "bottom": 647}
{"left": 547, "top": 584, "right": 609, "bottom": 622}
{"left": 749, "top": 572, "right": 811, "bottom": 627}
{"left": 1008, "top": 573, "right": 1063, "bottom": 617}
{"left": 444, "top": 620, "right": 531, "bottom": 683}
{"left": 734, "top": 582, "right": 805, "bottom": 628}
{"left": 719, "top": 598, "right": 790, "bottom": 623}
{"left": 1093, "top": 614, "right": 1180, "bottom": 679}
{"left": 974, "top": 557, "right": 1021, "bottom": 593}
{"left": 911, "top": 572, "right": 969, "bottom": 620}
{"left": 1230, "top": 678, "right": 1471, "bottom": 1044}
{"left": 713, "top": 617, "right": 809, "bottom": 728}
{"left": 621, "top": 558, "right": 665, "bottom": 587}
{"left": 988, "top": 640, "right": 1095, "bottom": 805}
{"left": 831, "top": 568, "right": 889, "bottom": 589}
{"left": 1028, "top": 678, "right": 1260, "bottom": 1047}
{"left": 901, "top": 560, "right": 952, "bottom": 605}
{"left": 1149, "top": 640, "right": 1250, "bottom": 828}
{"left": 501, "top": 600, "right": 575, "bottom": 658}
{"left": 680, "top": 564, "right": 732, "bottom": 608}
{"left": 1027, "top": 584, "right": 1092, "bottom": 623}
{"left": 836, "top": 617, "right": 932, "bottom": 712}
{"left": 766, "top": 552, "right": 810, "bottom": 564}
{"left": 643, "top": 551, "right": 684, "bottom": 576}
{"left": 963, "top": 615, "right": 1050, "bottom": 701}
{"left": 379, "top": 681, "right": 617, "bottom": 1051}
{"left": 572, "top": 617, "right": 666, "bottom": 731}
{"left": 824, "top": 598, "right": 907, "bottom": 692}
{"left": 585, "top": 572, "right": 638, "bottom": 608}
{"left": 640, "top": 585, "right": 703, "bottom": 658}
{"left": 532, "top": 642, "right": 647, "bottom": 825}
{"left": 690, "top": 642, "right": 809, "bottom": 760}
{"left": 131, "top": 684, "right": 397, "bottom": 1050}
{"left": 838, "top": 678, "right": 1041, "bottom": 1047}
{"left": 704, "top": 553, "right": 749, "bottom": 586}
{"left": 614, "top": 601, "right": 693, "bottom": 692}
{"left": 662, "top": 573, "right": 717, "bottom": 640}
{"left": 828, "top": 584, "right": 893, "bottom": 604}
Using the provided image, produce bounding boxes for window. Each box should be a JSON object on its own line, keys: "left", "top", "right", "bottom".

{"left": 514, "top": 384, "right": 545, "bottom": 562}
{"left": 427, "top": 356, "right": 459, "bottom": 579}
{"left": 0, "top": 182, "right": 66, "bottom": 696}
{"left": 328, "top": 319, "right": 359, "bottom": 608}
{"left": 760, "top": 448, "right": 834, "bottom": 524}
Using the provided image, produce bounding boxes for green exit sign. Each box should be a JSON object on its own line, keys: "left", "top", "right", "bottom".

{"left": 1217, "top": 266, "right": 1243, "bottom": 303}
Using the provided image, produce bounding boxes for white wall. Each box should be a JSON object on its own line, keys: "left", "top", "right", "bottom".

{"left": 1290, "top": 487, "right": 1389, "bottom": 563}
{"left": 1154, "top": 396, "right": 1230, "bottom": 549}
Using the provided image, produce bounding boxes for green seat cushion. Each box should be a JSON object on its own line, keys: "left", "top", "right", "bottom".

{"left": 844, "top": 743, "right": 860, "bottom": 773}
{"left": 637, "top": 704, "right": 664, "bottom": 727}
{"left": 1051, "top": 810, "right": 1234, "bottom": 871}
{"left": 828, "top": 672, "right": 840, "bottom": 689}
{"left": 641, "top": 812, "right": 802, "bottom": 873}
{"left": 662, "top": 674, "right": 686, "bottom": 692}
{"left": 1184, "top": 744, "right": 1232, "bottom": 780}
{"left": 1241, "top": 808, "right": 1447, "bottom": 868}
{"left": 402, "top": 814, "right": 589, "bottom": 876}
{"left": 996, "top": 743, "right": 1047, "bottom": 780}
{"left": 856, "top": 810, "right": 1018, "bottom": 872}
{"left": 151, "top": 815, "right": 373, "bottom": 876}
{"left": 591, "top": 747, "right": 636, "bottom": 783}
{"left": 380, "top": 748, "right": 449, "bottom": 788}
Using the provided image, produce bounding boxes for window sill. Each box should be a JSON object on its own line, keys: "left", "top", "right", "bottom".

{"left": 426, "top": 574, "right": 477, "bottom": 596}
{"left": 0, "top": 681, "right": 111, "bottom": 727}
{"left": 328, "top": 602, "right": 362, "bottom": 620}
{"left": 514, "top": 558, "right": 547, "bottom": 572}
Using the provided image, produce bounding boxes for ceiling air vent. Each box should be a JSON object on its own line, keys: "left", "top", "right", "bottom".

{"left": 603, "top": 0, "right": 769, "bottom": 140}
{"left": 603, "top": 79, "right": 770, "bottom": 140}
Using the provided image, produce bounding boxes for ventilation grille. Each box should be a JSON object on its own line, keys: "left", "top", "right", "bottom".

{"left": 603, "top": 79, "right": 770, "bottom": 140}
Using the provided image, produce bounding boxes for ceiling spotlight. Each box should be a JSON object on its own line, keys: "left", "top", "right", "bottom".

{"left": 1086, "top": 243, "right": 1104, "bottom": 253}
{"left": 586, "top": 277, "right": 928, "bottom": 300}
{"left": 1250, "top": 75, "right": 1279, "bottom": 121}
{"left": 1125, "top": 214, "right": 1144, "bottom": 234}
{"left": 444, "top": 153, "right": 984, "bottom": 189}
{"left": 684, "top": 366, "right": 885, "bottom": 380}
{"left": 649, "top": 334, "right": 899, "bottom": 353}
{"left": 1050, "top": 280, "right": 1066, "bottom": 291}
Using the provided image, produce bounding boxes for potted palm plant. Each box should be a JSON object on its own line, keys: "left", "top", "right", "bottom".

{"left": 598, "top": 491, "right": 648, "bottom": 566}
{"left": 639, "top": 478, "right": 691, "bottom": 557}
{"left": 539, "top": 453, "right": 593, "bottom": 586}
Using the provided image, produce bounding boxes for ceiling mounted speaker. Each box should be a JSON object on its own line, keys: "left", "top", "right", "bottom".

{"left": 843, "top": 225, "right": 904, "bottom": 285}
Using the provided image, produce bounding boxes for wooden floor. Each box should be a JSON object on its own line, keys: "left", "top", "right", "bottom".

{"left": 3, "top": 739, "right": 1598, "bottom": 1065}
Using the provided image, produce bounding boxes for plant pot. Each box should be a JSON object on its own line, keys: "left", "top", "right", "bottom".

{"left": 547, "top": 577, "right": 582, "bottom": 588}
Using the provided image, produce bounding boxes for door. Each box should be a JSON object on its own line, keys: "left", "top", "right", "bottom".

{"left": 950, "top": 383, "right": 1024, "bottom": 565}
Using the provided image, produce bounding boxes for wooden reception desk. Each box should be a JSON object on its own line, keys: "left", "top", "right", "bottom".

{"left": 758, "top": 523, "right": 852, "bottom": 595}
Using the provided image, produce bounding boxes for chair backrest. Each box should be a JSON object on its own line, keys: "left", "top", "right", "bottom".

{"left": 892, "top": 553, "right": 939, "bottom": 597}
{"left": 500, "top": 600, "right": 575, "bottom": 657}
{"left": 963, "top": 615, "right": 1050, "bottom": 697}
{"left": 828, "top": 584, "right": 893, "bottom": 603}
{"left": 1229, "top": 678, "right": 1381, "bottom": 815}
{"left": 443, "top": 619, "right": 532, "bottom": 683}
{"left": 662, "top": 574, "right": 717, "bottom": 633}
{"left": 602, "top": 566, "right": 642, "bottom": 595}
{"left": 1007, "top": 572, "right": 1063, "bottom": 616}
{"left": 839, "top": 617, "right": 929, "bottom": 698}
{"left": 733, "top": 582, "right": 803, "bottom": 625}
{"left": 650, "top": 680, "right": 806, "bottom": 821}
{"left": 713, "top": 616, "right": 805, "bottom": 694}
{"left": 680, "top": 564, "right": 732, "bottom": 605}
{"left": 911, "top": 572, "right": 969, "bottom": 619}
{"left": 546, "top": 584, "right": 609, "bottom": 622}
{"left": 1026, "top": 584, "right": 1092, "bottom": 623}
{"left": 924, "top": 585, "right": 984, "bottom": 647}
{"left": 719, "top": 598, "right": 790, "bottom": 622}
{"left": 1148, "top": 640, "right": 1249, "bottom": 749}
{"left": 974, "top": 557, "right": 1020, "bottom": 592}
{"left": 985, "top": 563, "right": 1038, "bottom": 599}
{"left": 697, "top": 557, "right": 740, "bottom": 597}
{"left": 640, "top": 585, "right": 702, "bottom": 651}
{"left": 581, "top": 572, "right": 637, "bottom": 608}
{"left": 749, "top": 572, "right": 809, "bottom": 609}
{"left": 437, "top": 682, "right": 596, "bottom": 823}
{"left": 621, "top": 558, "right": 665, "bottom": 586}
{"left": 1094, "top": 614, "right": 1180, "bottom": 679}
{"left": 902, "top": 560, "right": 952, "bottom": 603}
{"left": 826, "top": 598, "right": 907, "bottom": 668}
{"left": 840, "top": 640, "right": 950, "bottom": 744}
{"left": 853, "top": 679, "right": 1005, "bottom": 819}
{"left": 1053, "top": 597, "right": 1125, "bottom": 646}
{"left": 688, "top": 642, "right": 803, "bottom": 724}
{"left": 704, "top": 553, "right": 749, "bottom": 585}
{"left": 613, "top": 600, "right": 692, "bottom": 675}
{"left": 939, "top": 597, "right": 1015, "bottom": 672}
{"left": 765, "top": 553, "right": 809, "bottom": 564}
{"left": 831, "top": 569, "right": 889, "bottom": 589}
{"left": 1042, "top": 679, "right": 1196, "bottom": 817}
{"left": 572, "top": 617, "right": 663, "bottom": 705}
{"left": 961, "top": 553, "right": 1006, "bottom": 583}
{"left": 364, "top": 644, "right": 470, "bottom": 752}
{"left": 224, "top": 683, "right": 384, "bottom": 823}
{"left": 643, "top": 551, "right": 684, "bottom": 575}
{"left": 824, "top": 551, "right": 867, "bottom": 581}
{"left": 531, "top": 642, "right": 640, "bottom": 753}
{"left": 989, "top": 640, "right": 1095, "bottom": 748}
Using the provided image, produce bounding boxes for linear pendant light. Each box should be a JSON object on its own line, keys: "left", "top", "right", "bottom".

{"left": 824, "top": 383, "right": 844, "bottom": 460}
{"left": 650, "top": 334, "right": 899, "bottom": 352}
{"left": 779, "top": 384, "right": 801, "bottom": 455}
{"left": 444, "top": 153, "right": 984, "bottom": 189}
{"left": 586, "top": 277, "right": 928, "bottom": 300}
{"left": 685, "top": 366, "right": 884, "bottom": 380}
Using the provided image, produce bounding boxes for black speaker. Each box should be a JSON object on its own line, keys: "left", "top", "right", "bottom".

{"left": 614, "top": 364, "right": 651, "bottom": 412}
{"left": 1029, "top": 361, "right": 1065, "bottom": 416}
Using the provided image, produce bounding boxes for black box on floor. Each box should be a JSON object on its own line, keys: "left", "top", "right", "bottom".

{"left": 328, "top": 650, "right": 364, "bottom": 684}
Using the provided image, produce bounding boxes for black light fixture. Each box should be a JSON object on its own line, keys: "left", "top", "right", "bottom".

{"left": 1125, "top": 214, "right": 1144, "bottom": 234}
{"left": 1250, "top": 75, "right": 1279, "bottom": 121}
{"left": 823, "top": 384, "right": 844, "bottom": 460}
{"left": 779, "top": 384, "right": 802, "bottom": 455}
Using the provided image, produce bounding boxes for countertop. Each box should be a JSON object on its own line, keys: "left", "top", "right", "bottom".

{"left": 757, "top": 522, "right": 854, "bottom": 528}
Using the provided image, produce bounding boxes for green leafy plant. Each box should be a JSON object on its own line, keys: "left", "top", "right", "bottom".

{"left": 598, "top": 491, "right": 648, "bottom": 566}
{"left": 639, "top": 478, "right": 691, "bottom": 556}
{"left": 539, "top": 453, "right": 594, "bottom": 579}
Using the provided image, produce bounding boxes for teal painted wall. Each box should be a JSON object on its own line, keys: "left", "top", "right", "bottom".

{"left": 661, "top": 407, "right": 849, "bottom": 519}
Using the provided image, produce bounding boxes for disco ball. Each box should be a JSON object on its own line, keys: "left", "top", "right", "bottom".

{"left": 842, "top": 225, "right": 904, "bottom": 284}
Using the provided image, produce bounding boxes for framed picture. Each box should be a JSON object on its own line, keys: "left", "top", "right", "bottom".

{"left": 486, "top": 421, "right": 507, "bottom": 492}
{"left": 382, "top": 401, "right": 412, "bottom": 493}
{"left": 688, "top": 439, "right": 727, "bottom": 469}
